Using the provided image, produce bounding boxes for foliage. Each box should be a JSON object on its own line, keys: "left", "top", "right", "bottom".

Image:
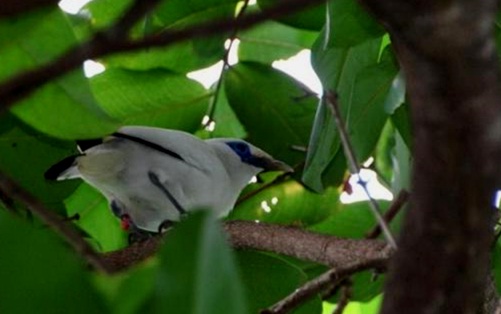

{"left": 3, "top": 0, "right": 498, "bottom": 313}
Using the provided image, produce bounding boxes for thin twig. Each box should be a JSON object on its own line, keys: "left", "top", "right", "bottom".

{"left": 0, "top": 0, "right": 59, "bottom": 18}
{"left": 203, "top": 0, "right": 251, "bottom": 128}
{"left": 106, "top": 0, "right": 163, "bottom": 39}
{"left": 0, "top": 172, "right": 112, "bottom": 273}
{"left": 332, "top": 279, "right": 352, "bottom": 314}
{"left": 0, "top": 188, "right": 17, "bottom": 214}
{"left": 236, "top": 172, "right": 292, "bottom": 205}
{"left": 366, "top": 189, "right": 409, "bottom": 239}
{"left": 0, "top": 0, "right": 325, "bottom": 110}
{"left": 325, "top": 91, "right": 397, "bottom": 249}
{"left": 261, "top": 261, "right": 383, "bottom": 314}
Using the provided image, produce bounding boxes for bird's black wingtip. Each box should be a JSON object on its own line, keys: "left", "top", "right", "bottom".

{"left": 44, "top": 154, "right": 81, "bottom": 181}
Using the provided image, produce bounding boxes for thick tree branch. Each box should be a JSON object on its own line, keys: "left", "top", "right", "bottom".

{"left": 0, "top": 0, "right": 59, "bottom": 18}
{"left": 0, "top": 0, "right": 324, "bottom": 111}
{"left": 355, "top": 0, "right": 501, "bottom": 313}
{"left": 101, "top": 220, "right": 393, "bottom": 273}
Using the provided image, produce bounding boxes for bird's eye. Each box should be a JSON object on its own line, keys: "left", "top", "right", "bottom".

{"left": 226, "top": 141, "right": 251, "bottom": 160}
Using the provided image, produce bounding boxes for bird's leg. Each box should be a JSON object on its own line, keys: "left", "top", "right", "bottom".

{"left": 121, "top": 215, "right": 154, "bottom": 244}
{"left": 111, "top": 200, "right": 153, "bottom": 244}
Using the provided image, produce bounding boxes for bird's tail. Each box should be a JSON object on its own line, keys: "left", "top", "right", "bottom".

{"left": 44, "top": 154, "right": 82, "bottom": 181}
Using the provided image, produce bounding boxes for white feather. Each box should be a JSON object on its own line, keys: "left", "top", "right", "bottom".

{"left": 50, "top": 126, "right": 287, "bottom": 232}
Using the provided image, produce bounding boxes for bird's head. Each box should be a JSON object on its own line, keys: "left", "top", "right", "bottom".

{"left": 223, "top": 140, "right": 293, "bottom": 173}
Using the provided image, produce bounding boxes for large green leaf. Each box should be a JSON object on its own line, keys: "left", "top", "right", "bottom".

{"left": 257, "top": 0, "right": 326, "bottom": 31}
{"left": 391, "top": 102, "right": 412, "bottom": 149}
{"left": 238, "top": 13, "right": 318, "bottom": 64}
{"left": 224, "top": 62, "right": 318, "bottom": 169}
{"left": 209, "top": 82, "right": 247, "bottom": 138}
{"left": 237, "top": 251, "right": 322, "bottom": 314}
{"left": 346, "top": 49, "right": 398, "bottom": 159}
{"left": 0, "top": 114, "right": 79, "bottom": 213}
{"left": 151, "top": 211, "right": 248, "bottom": 314}
{"left": 323, "top": 294, "right": 382, "bottom": 313}
{"left": 95, "top": 263, "right": 157, "bottom": 314}
{"left": 91, "top": 68, "right": 209, "bottom": 131}
{"left": 93, "top": 0, "right": 238, "bottom": 73}
{"left": 309, "top": 200, "right": 390, "bottom": 238}
{"left": 84, "top": 0, "right": 133, "bottom": 29}
{"left": 0, "top": 8, "right": 118, "bottom": 139}
{"left": 64, "top": 184, "right": 127, "bottom": 252}
{"left": 326, "top": 0, "right": 385, "bottom": 48}
{"left": 0, "top": 211, "right": 106, "bottom": 313}
{"left": 303, "top": 36, "right": 384, "bottom": 192}
{"left": 230, "top": 178, "right": 338, "bottom": 227}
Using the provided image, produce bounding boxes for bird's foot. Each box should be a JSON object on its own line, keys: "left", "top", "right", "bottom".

{"left": 158, "top": 219, "right": 175, "bottom": 234}
{"left": 128, "top": 229, "right": 154, "bottom": 244}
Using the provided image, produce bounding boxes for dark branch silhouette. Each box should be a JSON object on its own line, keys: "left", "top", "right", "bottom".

{"left": 355, "top": 0, "right": 501, "bottom": 313}
{"left": 0, "top": 0, "right": 325, "bottom": 111}
{"left": 0, "top": 171, "right": 113, "bottom": 273}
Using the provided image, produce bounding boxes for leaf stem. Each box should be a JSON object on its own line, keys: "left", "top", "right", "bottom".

{"left": 325, "top": 91, "right": 397, "bottom": 249}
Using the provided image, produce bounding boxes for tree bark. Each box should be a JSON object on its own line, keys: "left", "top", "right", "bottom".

{"left": 357, "top": 0, "right": 501, "bottom": 313}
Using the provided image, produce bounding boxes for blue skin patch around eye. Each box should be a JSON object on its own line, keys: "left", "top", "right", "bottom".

{"left": 226, "top": 141, "right": 266, "bottom": 168}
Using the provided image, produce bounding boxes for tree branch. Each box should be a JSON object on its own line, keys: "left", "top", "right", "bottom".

{"left": 366, "top": 189, "right": 409, "bottom": 239}
{"left": 0, "top": 0, "right": 325, "bottom": 111}
{"left": 0, "top": 172, "right": 113, "bottom": 273}
{"left": 355, "top": 0, "right": 501, "bottom": 313}
{"left": 261, "top": 262, "right": 377, "bottom": 314}
{"left": 325, "top": 92, "right": 397, "bottom": 249}
{"left": 101, "top": 220, "right": 393, "bottom": 273}
{"left": 0, "top": 0, "right": 59, "bottom": 18}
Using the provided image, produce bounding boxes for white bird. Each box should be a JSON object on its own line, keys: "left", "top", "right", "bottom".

{"left": 45, "top": 126, "right": 292, "bottom": 233}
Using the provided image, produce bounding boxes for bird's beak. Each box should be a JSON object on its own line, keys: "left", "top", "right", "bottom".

{"left": 262, "top": 158, "right": 294, "bottom": 173}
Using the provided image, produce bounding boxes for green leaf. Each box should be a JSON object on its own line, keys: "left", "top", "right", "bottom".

{"left": 64, "top": 184, "right": 127, "bottom": 252}
{"left": 0, "top": 8, "right": 118, "bottom": 139}
{"left": 99, "top": 263, "right": 157, "bottom": 314}
{"left": 326, "top": 0, "right": 385, "bottom": 48}
{"left": 237, "top": 251, "right": 322, "bottom": 314}
{"left": 91, "top": 68, "right": 210, "bottom": 131}
{"left": 389, "top": 130, "right": 411, "bottom": 193}
{"left": 238, "top": 13, "right": 318, "bottom": 64}
{"left": 323, "top": 294, "right": 382, "bottom": 313}
{"left": 210, "top": 82, "right": 248, "bottom": 138}
{"left": 0, "top": 211, "right": 106, "bottom": 313}
{"left": 85, "top": 0, "right": 133, "bottom": 29}
{"left": 303, "top": 36, "right": 383, "bottom": 191}
{"left": 154, "top": 0, "right": 240, "bottom": 25}
{"left": 383, "top": 71, "right": 405, "bottom": 114}
{"left": 224, "top": 62, "right": 318, "bottom": 169}
{"left": 0, "top": 114, "right": 79, "bottom": 213}
{"left": 99, "top": 0, "right": 238, "bottom": 73}
{"left": 257, "top": 0, "right": 326, "bottom": 31}
{"left": 391, "top": 102, "right": 412, "bottom": 149}
{"left": 346, "top": 49, "right": 398, "bottom": 159}
{"left": 12, "top": 71, "right": 119, "bottom": 139}
{"left": 310, "top": 200, "right": 389, "bottom": 238}
{"left": 152, "top": 211, "right": 248, "bottom": 314}
{"left": 374, "top": 121, "right": 396, "bottom": 185}
{"left": 230, "top": 179, "right": 338, "bottom": 227}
